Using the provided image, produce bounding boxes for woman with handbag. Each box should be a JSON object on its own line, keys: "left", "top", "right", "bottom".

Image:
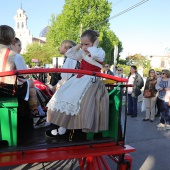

{"left": 155, "top": 69, "right": 170, "bottom": 129}
{"left": 143, "top": 69, "right": 157, "bottom": 122}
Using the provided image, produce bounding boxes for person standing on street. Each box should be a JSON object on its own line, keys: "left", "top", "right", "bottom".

{"left": 127, "top": 65, "right": 144, "bottom": 117}
{"left": 143, "top": 69, "right": 157, "bottom": 122}
{"left": 155, "top": 71, "right": 161, "bottom": 117}
{"left": 103, "top": 64, "right": 114, "bottom": 75}
{"left": 155, "top": 69, "right": 170, "bottom": 129}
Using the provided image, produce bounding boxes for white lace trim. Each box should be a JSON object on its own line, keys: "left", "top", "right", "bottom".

{"left": 47, "top": 78, "right": 93, "bottom": 115}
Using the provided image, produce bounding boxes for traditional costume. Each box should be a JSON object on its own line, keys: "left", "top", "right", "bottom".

{"left": 0, "top": 44, "right": 29, "bottom": 100}
{"left": 47, "top": 46, "right": 109, "bottom": 133}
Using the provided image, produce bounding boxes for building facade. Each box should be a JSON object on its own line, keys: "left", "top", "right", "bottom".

{"left": 150, "top": 55, "right": 170, "bottom": 70}
{"left": 14, "top": 8, "right": 46, "bottom": 54}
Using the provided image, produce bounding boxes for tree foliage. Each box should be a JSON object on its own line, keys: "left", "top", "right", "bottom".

{"left": 24, "top": 0, "right": 123, "bottom": 66}
{"left": 46, "top": 0, "right": 123, "bottom": 65}
{"left": 47, "top": 0, "right": 111, "bottom": 46}
{"left": 126, "top": 54, "right": 150, "bottom": 68}
{"left": 125, "top": 54, "right": 151, "bottom": 76}
{"left": 100, "top": 30, "right": 123, "bottom": 64}
{"left": 23, "top": 42, "right": 56, "bottom": 66}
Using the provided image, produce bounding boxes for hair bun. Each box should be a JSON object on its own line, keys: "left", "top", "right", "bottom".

{"left": 94, "top": 30, "right": 100, "bottom": 37}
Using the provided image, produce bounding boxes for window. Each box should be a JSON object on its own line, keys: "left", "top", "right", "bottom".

{"left": 22, "top": 22, "right": 24, "bottom": 28}
{"left": 17, "top": 22, "right": 19, "bottom": 29}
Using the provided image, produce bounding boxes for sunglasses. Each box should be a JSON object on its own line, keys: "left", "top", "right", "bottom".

{"left": 118, "top": 70, "right": 122, "bottom": 71}
{"left": 105, "top": 66, "right": 109, "bottom": 67}
{"left": 157, "top": 74, "right": 160, "bottom": 75}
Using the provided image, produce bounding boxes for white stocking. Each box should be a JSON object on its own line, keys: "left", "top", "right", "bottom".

{"left": 51, "top": 127, "right": 66, "bottom": 135}
{"left": 38, "top": 105, "right": 46, "bottom": 116}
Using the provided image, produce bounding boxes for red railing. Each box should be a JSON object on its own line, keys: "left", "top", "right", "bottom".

{"left": 0, "top": 68, "right": 128, "bottom": 82}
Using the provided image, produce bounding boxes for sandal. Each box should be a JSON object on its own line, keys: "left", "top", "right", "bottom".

{"left": 33, "top": 117, "right": 48, "bottom": 129}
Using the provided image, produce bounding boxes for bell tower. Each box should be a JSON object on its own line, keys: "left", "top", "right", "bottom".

{"left": 14, "top": 6, "right": 33, "bottom": 53}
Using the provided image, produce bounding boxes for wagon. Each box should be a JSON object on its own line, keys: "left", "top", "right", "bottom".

{"left": 0, "top": 68, "right": 135, "bottom": 170}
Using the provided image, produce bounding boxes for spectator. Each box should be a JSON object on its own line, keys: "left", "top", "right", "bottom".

{"left": 155, "top": 69, "right": 170, "bottom": 129}
{"left": 143, "top": 69, "right": 157, "bottom": 122}
{"left": 103, "top": 64, "right": 114, "bottom": 75}
{"left": 127, "top": 65, "right": 144, "bottom": 117}
{"left": 116, "top": 68, "right": 125, "bottom": 78}
{"left": 155, "top": 71, "right": 161, "bottom": 117}
{"left": 113, "top": 66, "right": 118, "bottom": 76}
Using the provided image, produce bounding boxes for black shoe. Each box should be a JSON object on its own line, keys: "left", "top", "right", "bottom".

{"left": 127, "top": 113, "right": 132, "bottom": 116}
{"left": 45, "top": 129, "right": 60, "bottom": 138}
{"left": 143, "top": 119, "right": 149, "bottom": 121}
{"left": 45, "top": 129, "right": 67, "bottom": 139}
{"left": 150, "top": 120, "right": 154, "bottom": 122}
{"left": 131, "top": 115, "right": 137, "bottom": 118}
{"left": 155, "top": 114, "right": 160, "bottom": 117}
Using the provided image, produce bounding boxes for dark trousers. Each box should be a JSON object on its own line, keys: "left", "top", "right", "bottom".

{"left": 157, "top": 98, "right": 170, "bottom": 124}
{"left": 128, "top": 94, "right": 138, "bottom": 116}
{"left": 156, "top": 98, "right": 161, "bottom": 115}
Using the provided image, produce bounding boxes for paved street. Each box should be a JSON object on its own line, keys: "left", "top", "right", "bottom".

{"left": 125, "top": 100, "right": 170, "bottom": 170}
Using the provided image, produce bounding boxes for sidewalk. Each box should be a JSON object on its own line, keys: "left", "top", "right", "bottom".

{"left": 125, "top": 101, "right": 170, "bottom": 170}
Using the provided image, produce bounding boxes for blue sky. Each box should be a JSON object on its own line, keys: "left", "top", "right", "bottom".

{"left": 1, "top": 0, "right": 170, "bottom": 59}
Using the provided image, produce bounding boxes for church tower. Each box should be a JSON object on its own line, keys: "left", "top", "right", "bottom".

{"left": 14, "top": 7, "right": 33, "bottom": 54}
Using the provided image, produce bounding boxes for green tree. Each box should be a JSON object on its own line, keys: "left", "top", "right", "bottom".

{"left": 117, "top": 58, "right": 126, "bottom": 65}
{"left": 24, "top": 0, "right": 123, "bottom": 66}
{"left": 125, "top": 54, "right": 151, "bottom": 76}
{"left": 23, "top": 42, "right": 56, "bottom": 66}
{"left": 126, "top": 54, "right": 150, "bottom": 68}
{"left": 46, "top": 0, "right": 123, "bottom": 65}
{"left": 47, "top": 0, "right": 112, "bottom": 46}
{"left": 100, "top": 30, "right": 122, "bottom": 65}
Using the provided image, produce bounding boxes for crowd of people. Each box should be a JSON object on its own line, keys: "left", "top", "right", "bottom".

{"left": 103, "top": 63, "right": 170, "bottom": 130}
{"left": 1, "top": 24, "right": 170, "bottom": 142}
{"left": 139, "top": 68, "right": 170, "bottom": 130}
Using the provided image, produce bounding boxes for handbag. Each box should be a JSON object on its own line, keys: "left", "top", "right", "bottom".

{"left": 144, "top": 89, "right": 152, "bottom": 98}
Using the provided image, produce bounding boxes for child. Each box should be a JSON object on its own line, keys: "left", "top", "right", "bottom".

{"left": 7, "top": 35, "right": 48, "bottom": 128}
{"left": 55, "top": 40, "right": 78, "bottom": 90}
{"left": 45, "top": 40, "right": 77, "bottom": 126}
{"left": 11, "top": 37, "right": 22, "bottom": 53}
{"left": 45, "top": 30, "right": 109, "bottom": 138}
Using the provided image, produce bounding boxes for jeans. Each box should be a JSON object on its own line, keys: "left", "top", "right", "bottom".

{"left": 157, "top": 98, "right": 170, "bottom": 124}
{"left": 156, "top": 98, "right": 161, "bottom": 115}
{"left": 128, "top": 94, "right": 138, "bottom": 116}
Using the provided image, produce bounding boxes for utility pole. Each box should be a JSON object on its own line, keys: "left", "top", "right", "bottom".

{"left": 80, "top": 24, "right": 82, "bottom": 37}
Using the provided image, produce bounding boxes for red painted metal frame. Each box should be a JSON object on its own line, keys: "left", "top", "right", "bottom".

{"left": 0, "top": 68, "right": 128, "bottom": 82}
{"left": 0, "top": 142, "right": 135, "bottom": 167}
